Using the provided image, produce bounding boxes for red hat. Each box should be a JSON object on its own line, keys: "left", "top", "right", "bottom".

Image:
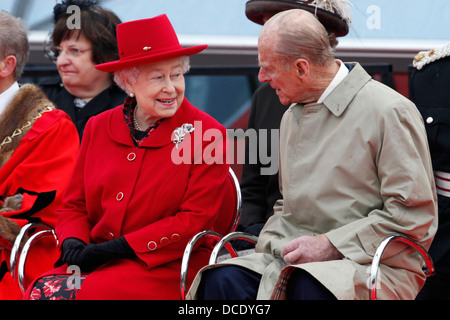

{"left": 245, "top": 0, "right": 350, "bottom": 37}
{"left": 96, "top": 14, "right": 207, "bottom": 72}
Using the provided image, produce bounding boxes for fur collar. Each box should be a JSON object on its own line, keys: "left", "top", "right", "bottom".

{"left": 0, "top": 84, "right": 55, "bottom": 167}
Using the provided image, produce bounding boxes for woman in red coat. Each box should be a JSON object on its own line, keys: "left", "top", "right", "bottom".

{"left": 26, "top": 14, "right": 229, "bottom": 300}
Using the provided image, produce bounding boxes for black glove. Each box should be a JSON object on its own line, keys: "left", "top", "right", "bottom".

{"left": 62, "top": 237, "right": 135, "bottom": 273}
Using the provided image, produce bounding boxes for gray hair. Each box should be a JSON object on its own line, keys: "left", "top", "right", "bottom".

{"left": 0, "top": 10, "right": 29, "bottom": 80}
{"left": 114, "top": 56, "right": 191, "bottom": 95}
{"left": 261, "top": 9, "right": 335, "bottom": 69}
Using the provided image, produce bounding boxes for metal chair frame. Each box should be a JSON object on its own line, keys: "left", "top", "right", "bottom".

{"left": 10, "top": 222, "right": 59, "bottom": 293}
{"left": 209, "top": 231, "right": 258, "bottom": 265}
{"left": 369, "top": 234, "right": 435, "bottom": 300}
{"left": 180, "top": 167, "right": 242, "bottom": 300}
{"left": 200, "top": 231, "right": 435, "bottom": 300}
{"left": 13, "top": 173, "right": 432, "bottom": 300}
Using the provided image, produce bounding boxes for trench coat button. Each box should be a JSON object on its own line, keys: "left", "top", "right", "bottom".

{"left": 160, "top": 237, "right": 169, "bottom": 246}
{"left": 171, "top": 234, "right": 180, "bottom": 242}
{"left": 147, "top": 241, "right": 157, "bottom": 251}
{"left": 426, "top": 117, "right": 434, "bottom": 124}
{"left": 116, "top": 192, "right": 124, "bottom": 201}
{"left": 127, "top": 152, "right": 137, "bottom": 161}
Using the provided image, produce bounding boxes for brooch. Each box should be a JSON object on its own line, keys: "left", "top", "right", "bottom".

{"left": 173, "top": 123, "right": 195, "bottom": 149}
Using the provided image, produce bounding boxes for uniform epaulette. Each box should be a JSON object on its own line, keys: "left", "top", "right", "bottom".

{"left": 413, "top": 44, "right": 450, "bottom": 70}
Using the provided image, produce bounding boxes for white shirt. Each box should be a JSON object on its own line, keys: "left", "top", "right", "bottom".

{"left": 0, "top": 82, "right": 20, "bottom": 116}
{"left": 317, "top": 60, "right": 349, "bottom": 104}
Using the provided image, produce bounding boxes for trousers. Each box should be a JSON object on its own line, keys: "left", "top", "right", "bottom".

{"left": 198, "top": 265, "right": 336, "bottom": 300}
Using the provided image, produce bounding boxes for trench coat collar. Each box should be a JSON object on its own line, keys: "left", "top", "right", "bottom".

{"left": 319, "top": 62, "right": 372, "bottom": 117}
{"left": 108, "top": 97, "right": 198, "bottom": 148}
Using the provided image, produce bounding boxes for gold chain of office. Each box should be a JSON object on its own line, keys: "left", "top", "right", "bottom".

{"left": 0, "top": 105, "right": 55, "bottom": 151}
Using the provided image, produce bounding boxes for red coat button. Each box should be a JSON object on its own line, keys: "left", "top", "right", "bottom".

{"left": 147, "top": 241, "right": 157, "bottom": 251}
{"left": 171, "top": 234, "right": 180, "bottom": 242}
{"left": 160, "top": 237, "right": 169, "bottom": 246}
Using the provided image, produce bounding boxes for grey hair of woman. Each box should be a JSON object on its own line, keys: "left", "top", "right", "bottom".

{"left": 0, "top": 11, "right": 30, "bottom": 81}
{"left": 261, "top": 9, "right": 335, "bottom": 70}
{"left": 114, "top": 56, "right": 191, "bottom": 96}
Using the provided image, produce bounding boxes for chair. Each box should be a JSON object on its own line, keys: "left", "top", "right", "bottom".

{"left": 207, "top": 231, "right": 434, "bottom": 300}
{"left": 180, "top": 167, "right": 246, "bottom": 299}
{"left": 10, "top": 222, "right": 59, "bottom": 293}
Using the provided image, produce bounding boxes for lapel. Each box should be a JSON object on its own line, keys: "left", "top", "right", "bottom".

{"left": 108, "top": 98, "right": 199, "bottom": 148}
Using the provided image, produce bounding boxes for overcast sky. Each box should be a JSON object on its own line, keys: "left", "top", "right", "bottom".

{"left": 1, "top": 0, "right": 448, "bottom": 41}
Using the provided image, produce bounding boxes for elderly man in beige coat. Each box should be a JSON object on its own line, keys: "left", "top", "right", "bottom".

{"left": 188, "top": 9, "right": 437, "bottom": 300}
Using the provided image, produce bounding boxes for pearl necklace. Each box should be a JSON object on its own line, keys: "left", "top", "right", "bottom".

{"left": 133, "top": 106, "right": 143, "bottom": 131}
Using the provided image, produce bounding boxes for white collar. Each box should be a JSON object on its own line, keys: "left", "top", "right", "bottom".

{"left": 0, "top": 82, "right": 20, "bottom": 116}
{"left": 317, "top": 60, "right": 349, "bottom": 104}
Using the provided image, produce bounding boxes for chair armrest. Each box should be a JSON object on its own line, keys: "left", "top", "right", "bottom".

{"left": 227, "top": 167, "right": 242, "bottom": 233}
{"left": 209, "top": 231, "right": 258, "bottom": 265}
{"left": 370, "top": 234, "right": 435, "bottom": 300}
{"left": 180, "top": 230, "right": 223, "bottom": 300}
{"left": 10, "top": 223, "right": 53, "bottom": 282}
{"left": 17, "top": 229, "right": 58, "bottom": 293}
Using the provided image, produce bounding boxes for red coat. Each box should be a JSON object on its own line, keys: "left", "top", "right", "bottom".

{"left": 0, "top": 109, "right": 79, "bottom": 299}
{"left": 30, "top": 98, "right": 229, "bottom": 299}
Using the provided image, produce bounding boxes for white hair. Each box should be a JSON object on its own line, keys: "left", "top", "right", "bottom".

{"left": 261, "top": 9, "right": 335, "bottom": 69}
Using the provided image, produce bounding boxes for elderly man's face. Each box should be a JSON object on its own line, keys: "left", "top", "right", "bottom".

{"left": 258, "top": 38, "right": 303, "bottom": 106}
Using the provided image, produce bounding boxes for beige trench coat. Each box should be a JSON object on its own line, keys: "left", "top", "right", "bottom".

{"left": 188, "top": 63, "right": 438, "bottom": 300}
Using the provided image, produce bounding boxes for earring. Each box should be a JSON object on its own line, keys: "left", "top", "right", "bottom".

{"left": 129, "top": 92, "right": 135, "bottom": 98}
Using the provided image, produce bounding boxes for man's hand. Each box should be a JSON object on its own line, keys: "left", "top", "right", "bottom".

{"left": 0, "top": 215, "right": 24, "bottom": 250}
{"left": 281, "top": 234, "right": 344, "bottom": 265}
{"left": 0, "top": 194, "right": 23, "bottom": 213}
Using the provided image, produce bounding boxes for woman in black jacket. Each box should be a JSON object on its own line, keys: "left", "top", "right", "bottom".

{"left": 40, "top": 0, "right": 127, "bottom": 140}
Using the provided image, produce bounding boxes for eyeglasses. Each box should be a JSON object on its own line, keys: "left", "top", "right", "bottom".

{"left": 47, "top": 46, "right": 92, "bottom": 62}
